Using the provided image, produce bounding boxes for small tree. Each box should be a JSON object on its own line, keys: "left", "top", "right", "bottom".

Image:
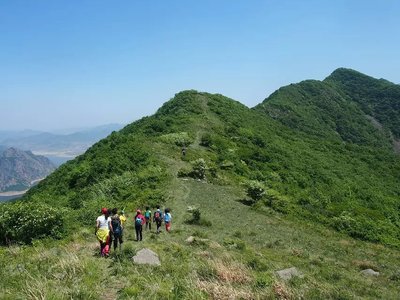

{"left": 245, "top": 180, "right": 266, "bottom": 204}
{"left": 192, "top": 208, "right": 201, "bottom": 222}
{"left": 191, "top": 158, "right": 207, "bottom": 179}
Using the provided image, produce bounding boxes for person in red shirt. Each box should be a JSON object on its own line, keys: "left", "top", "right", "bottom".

{"left": 134, "top": 209, "right": 146, "bottom": 241}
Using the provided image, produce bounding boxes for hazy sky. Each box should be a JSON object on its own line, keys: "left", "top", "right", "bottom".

{"left": 1, "top": 0, "right": 399, "bottom": 131}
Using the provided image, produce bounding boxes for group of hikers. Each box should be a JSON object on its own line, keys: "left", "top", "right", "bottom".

{"left": 95, "top": 206, "right": 172, "bottom": 257}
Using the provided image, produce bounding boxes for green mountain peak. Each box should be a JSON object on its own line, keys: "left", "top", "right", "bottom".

{"left": 1, "top": 69, "right": 400, "bottom": 299}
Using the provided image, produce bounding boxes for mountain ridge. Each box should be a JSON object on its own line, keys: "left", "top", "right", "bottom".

{"left": 18, "top": 70, "right": 400, "bottom": 247}
{"left": 1, "top": 68, "right": 400, "bottom": 299}
{"left": 0, "top": 147, "right": 55, "bottom": 192}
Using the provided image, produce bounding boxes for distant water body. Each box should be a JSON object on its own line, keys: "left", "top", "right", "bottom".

{"left": 0, "top": 194, "right": 23, "bottom": 203}
{"left": 0, "top": 179, "right": 43, "bottom": 204}
{"left": 45, "top": 155, "right": 73, "bottom": 166}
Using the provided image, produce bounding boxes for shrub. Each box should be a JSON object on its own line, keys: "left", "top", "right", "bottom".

{"left": 0, "top": 202, "right": 64, "bottom": 244}
{"left": 200, "top": 133, "right": 213, "bottom": 147}
{"left": 177, "top": 167, "right": 192, "bottom": 178}
{"left": 185, "top": 208, "right": 212, "bottom": 227}
{"left": 332, "top": 211, "right": 357, "bottom": 233}
{"left": 244, "top": 180, "right": 266, "bottom": 204}
{"left": 159, "top": 132, "right": 193, "bottom": 146}
{"left": 191, "top": 158, "right": 207, "bottom": 179}
{"left": 265, "top": 189, "right": 290, "bottom": 214}
{"left": 192, "top": 208, "right": 201, "bottom": 222}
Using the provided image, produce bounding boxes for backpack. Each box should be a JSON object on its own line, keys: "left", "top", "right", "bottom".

{"left": 145, "top": 210, "right": 151, "bottom": 218}
{"left": 135, "top": 216, "right": 143, "bottom": 226}
{"left": 154, "top": 211, "right": 162, "bottom": 221}
{"left": 111, "top": 216, "right": 122, "bottom": 235}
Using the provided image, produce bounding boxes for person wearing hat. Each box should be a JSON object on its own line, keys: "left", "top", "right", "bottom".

{"left": 134, "top": 209, "right": 146, "bottom": 241}
{"left": 95, "top": 208, "right": 111, "bottom": 257}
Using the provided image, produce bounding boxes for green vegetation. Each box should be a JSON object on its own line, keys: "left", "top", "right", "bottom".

{"left": 185, "top": 208, "right": 212, "bottom": 227}
{"left": 1, "top": 173, "right": 399, "bottom": 299}
{"left": 0, "top": 69, "right": 399, "bottom": 298}
{"left": 325, "top": 68, "right": 400, "bottom": 138}
{"left": 0, "top": 202, "right": 63, "bottom": 244}
{"left": 244, "top": 180, "right": 266, "bottom": 204}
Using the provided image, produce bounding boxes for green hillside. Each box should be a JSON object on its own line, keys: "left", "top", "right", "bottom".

{"left": 0, "top": 69, "right": 399, "bottom": 299}
{"left": 325, "top": 68, "right": 400, "bottom": 139}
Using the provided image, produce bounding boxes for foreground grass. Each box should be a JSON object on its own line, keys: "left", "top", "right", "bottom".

{"left": 1, "top": 174, "right": 399, "bottom": 299}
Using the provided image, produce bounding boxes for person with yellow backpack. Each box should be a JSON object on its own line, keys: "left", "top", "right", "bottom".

{"left": 95, "top": 208, "right": 111, "bottom": 257}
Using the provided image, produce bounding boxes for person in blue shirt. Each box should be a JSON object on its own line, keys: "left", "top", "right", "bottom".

{"left": 164, "top": 208, "right": 172, "bottom": 232}
{"left": 144, "top": 206, "right": 152, "bottom": 230}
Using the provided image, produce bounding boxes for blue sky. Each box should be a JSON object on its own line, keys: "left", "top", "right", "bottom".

{"left": 1, "top": 0, "right": 399, "bottom": 131}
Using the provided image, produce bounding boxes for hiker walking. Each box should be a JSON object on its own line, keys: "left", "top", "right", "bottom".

{"left": 95, "top": 208, "right": 111, "bottom": 257}
{"left": 153, "top": 206, "right": 163, "bottom": 233}
{"left": 144, "top": 206, "right": 152, "bottom": 230}
{"left": 134, "top": 209, "right": 146, "bottom": 241}
{"left": 181, "top": 145, "right": 186, "bottom": 157}
{"left": 119, "top": 209, "right": 127, "bottom": 228}
{"left": 110, "top": 208, "right": 123, "bottom": 251}
{"left": 164, "top": 208, "right": 172, "bottom": 232}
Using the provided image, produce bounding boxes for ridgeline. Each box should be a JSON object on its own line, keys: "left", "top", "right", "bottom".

{"left": 0, "top": 69, "right": 399, "bottom": 299}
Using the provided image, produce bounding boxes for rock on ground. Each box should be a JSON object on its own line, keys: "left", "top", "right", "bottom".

{"left": 186, "top": 236, "right": 209, "bottom": 244}
{"left": 186, "top": 236, "right": 195, "bottom": 243}
{"left": 360, "top": 269, "right": 380, "bottom": 276}
{"left": 132, "top": 248, "right": 161, "bottom": 266}
{"left": 276, "top": 267, "right": 303, "bottom": 280}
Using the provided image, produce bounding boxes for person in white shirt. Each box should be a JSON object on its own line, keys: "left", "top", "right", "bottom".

{"left": 95, "top": 208, "right": 111, "bottom": 257}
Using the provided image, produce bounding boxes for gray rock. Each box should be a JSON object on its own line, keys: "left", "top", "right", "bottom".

{"left": 132, "top": 248, "right": 161, "bottom": 266}
{"left": 186, "top": 236, "right": 195, "bottom": 243}
{"left": 186, "top": 236, "right": 209, "bottom": 244}
{"left": 276, "top": 267, "right": 303, "bottom": 280}
{"left": 360, "top": 269, "right": 380, "bottom": 276}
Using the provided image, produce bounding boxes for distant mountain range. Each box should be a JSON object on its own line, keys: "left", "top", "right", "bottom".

{"left": 0, "top": 124, "right": 124, "bottom": 162}
{"left": 0, "top": 147, "right": 56, "bottom": 192}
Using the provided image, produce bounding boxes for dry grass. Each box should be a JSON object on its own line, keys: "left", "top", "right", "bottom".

{"left": 7, "top": 245, "right": 21, "bottom": 257}
{"left": 351, "top": 260, "right": 379, "bottom": 271}
{"left": 291, "top": 248, "right": 303, "bottom": 257}
{"left": 272, "top": 282, "right": 292, "bottom": 300}
{"left": 23, "top": 275, "right": 49, "bottom": 300}
{"left": 196, "top": 280, "right": 254, "bottom": 300}
{"left": 213, "top": 259, "right": 252, "bottom": 284}
{"left": 196, "top": 250, "right": 213, "bottom": 259}
{"left": 209, "top": 241, "right": 222, "bottom": 249}
{"left": 338, "top": 239, "right": 353, "bottom": 247}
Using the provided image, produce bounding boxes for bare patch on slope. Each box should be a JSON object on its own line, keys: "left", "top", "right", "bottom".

{"left": 365, "top": 115, "right": 384, "bottom": 131}
{"left": 365, "top": 115, "right": 400, "bottom": 153}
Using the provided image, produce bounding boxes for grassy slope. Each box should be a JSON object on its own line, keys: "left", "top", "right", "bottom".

{"left": 1, "top": 127, "right": 399, "bottom": 300}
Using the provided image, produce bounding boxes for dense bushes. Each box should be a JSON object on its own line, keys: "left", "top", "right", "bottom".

{"left": 0, "top": 202, "right": 64, "bottom": 244}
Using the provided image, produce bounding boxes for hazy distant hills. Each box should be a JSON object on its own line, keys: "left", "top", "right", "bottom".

{"left": 0, "top": 147, "right": 56, "bottom": 192}
{"left": 0, "top": 129, "right": 44, "bottom": 142}
{"left": 0, "top": 123, "right": 124, "bottom": 159}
